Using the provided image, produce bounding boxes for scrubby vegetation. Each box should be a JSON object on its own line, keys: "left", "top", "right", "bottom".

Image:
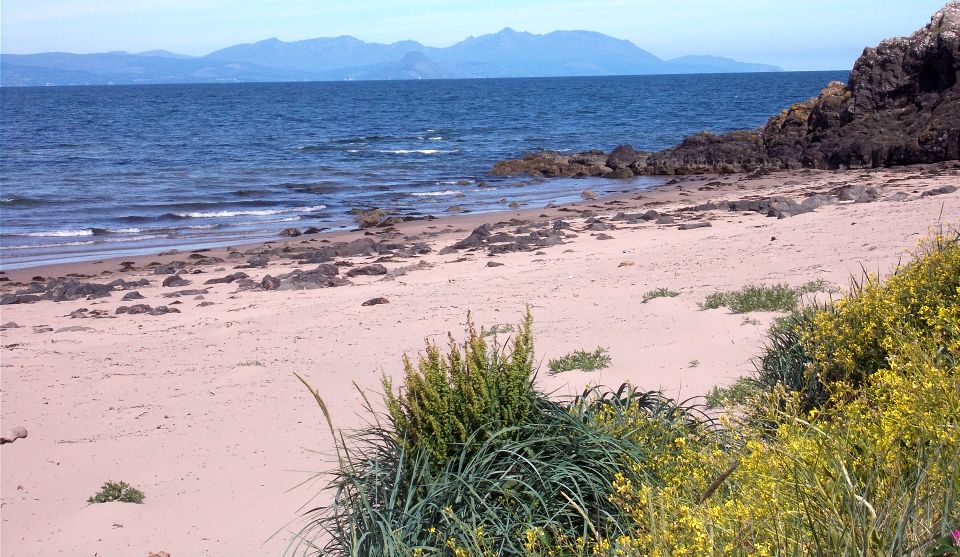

{"left": 641, "top": 288, "right": 680, "bottom": 303}
{"left": 292, "top": 228, "right": 959, "bottom": 557}
{"left": 87, "top": 481, "right": 145, "bottom": 504}
{"left": 700, "top": 283, "right": 800, "bottom": 313}
{"left": 547, "top": 347, "right": 611, "bottom": 374}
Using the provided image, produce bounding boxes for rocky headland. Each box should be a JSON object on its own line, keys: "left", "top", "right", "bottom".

{"left": 492, "top": 2, "right": 960, "bottom": 178}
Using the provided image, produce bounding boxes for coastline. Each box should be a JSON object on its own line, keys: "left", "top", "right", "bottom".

{"left": 1, "top": 161, "right": 958, "bottom": 556}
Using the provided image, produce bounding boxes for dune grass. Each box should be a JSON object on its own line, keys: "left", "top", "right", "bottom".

{"left": 548, "top": 347, "right": 611, "bottom": 374}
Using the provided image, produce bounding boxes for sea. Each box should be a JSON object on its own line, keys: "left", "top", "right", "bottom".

{"left": 0, "top": 71, "right": 846, "bottom": 269}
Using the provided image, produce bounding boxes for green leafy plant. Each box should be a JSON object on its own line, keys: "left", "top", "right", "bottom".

{"left": 383, "top": 309, "right": 536, "bottom": 467}
{"left": 87, "top": 481, "right": 145, "bottom": 504}
{"left": 700, "top": 283, "right": 799, "bottom": 313}
{"left": 642, "top": 288, "right": 679, "bottom": 303}
{"left": 704, "top": 377, "right": 762, "bottom": 408}
{"left": 548, "top": 347, "right": 611, "bottom": 374}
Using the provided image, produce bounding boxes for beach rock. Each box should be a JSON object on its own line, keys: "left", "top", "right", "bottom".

{"left": 346, "top": 264, "right": 388, "bottom": 277}
{"left": 279, "top": 227, "right": 301, "bottom": 237}
{"left": 122, "top": 291, "right": 146, "bottom": 301}
{"left": 148, "top": 305, "right": 180, "bottom": 316}
{"left": 679, "top": 221, "right": 713, "bottom": 230}
{"left": 198, "top": 301, "right": 216, "bottom": 307}
{"left": 153, "top": 262, "right": 187, "bottom": 275}
{"left": 595, "top": 233, "right": 614, "bottom": 240}
{"left": 0, "top": 426, "right": 28, "bottom": 445}
{"left": 581, "top": 190, "right": 597, "bottom": 200}
{"left": 361, "top": 297, "right": 390, "bottom": 306}
{"left": 921, "top": 184, "right": 958, "bottom": 197}
{"left": 162, "top": 274, "right": 190, "bottom": 288}
{"left": 606, "top": 145, "right": 639, "bottom": 169}
{"left": 834, "top": 185, "right": 880, "bottom": 203}
{"left": 162, "top": 289, "right": 209, "bottom": 298}
{"left": 260, "top": 275, "right": 281, "bottom": 290}
{"left": 656, "top": 216, "right": 676, "bottom": 224}
{"left": 247, "top": 255, "right": 270, "bottom": 267}
{"left": 0, "top": 321, "right": 21, "bottom": 329}
{"left": 452, "top": 224, "right": 493, "bottom": 250}
{"left": 270, "top": 266, "right": 350, "bottom": 290}
{"left": 338, "top": 238, "right": 379, "bottom": 257}
{"left": 68, "top": 308, "right": 89, "bottom": 318}
{"left": 486, "top": 261, "right": 505, "bottom": 267}
{"left": 204, "top": 272, "right": 250, "bottom": 285}
{"left": 3, "top": 278, "right": 118, "bottom": 304}
{"left": 508, "top": 201, "right": 522, "bottom": 209}
{"left": 108, "top": 278, "right": 150, "bottom": 289}
{"left": 352, "top": 208, "right": 389, "bottom": 228}
{"left": 800, "top": 194, "right": 836, "bottom": 212}
{"left": 116, "top": 304, "right": 149, "bottom": 315}
{"left": 605, "top": 167, "right": 634, "bottom": 179}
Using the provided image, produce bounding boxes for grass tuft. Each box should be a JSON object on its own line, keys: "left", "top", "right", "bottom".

{"left": 700, "top": 283, "right": 799, "bottom": 313}
{"left": 642, "top": 288, "right": 680, "bottom": 303}
{"left": 548, "top": 347, "right": 612, "bottom": 374}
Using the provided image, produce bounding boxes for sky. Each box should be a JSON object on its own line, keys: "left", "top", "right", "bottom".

{"left": 0, "top": 0, "right": 950, "bottom": 70}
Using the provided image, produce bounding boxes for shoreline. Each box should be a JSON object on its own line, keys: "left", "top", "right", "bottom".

{"left": 0, "top": 175, "right": 665, "bottom": 272}
{"left": 1, "top": 162, "right": 958, "bottom": 556}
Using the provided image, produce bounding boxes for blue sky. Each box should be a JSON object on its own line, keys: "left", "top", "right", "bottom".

{"left": 0, "top": 0, "right": 948, "bottom": 70}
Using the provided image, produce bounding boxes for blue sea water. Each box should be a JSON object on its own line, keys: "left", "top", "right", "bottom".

{"left": 0, "top": 71, "right": 846, "bottom": 268}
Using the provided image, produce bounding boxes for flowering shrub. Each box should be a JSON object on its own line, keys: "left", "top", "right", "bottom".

{"left": 805, "top": 228, "right": 959, "bottom": 402}
{"left": 606, "top": 228, "right": 960, "bottom": 556}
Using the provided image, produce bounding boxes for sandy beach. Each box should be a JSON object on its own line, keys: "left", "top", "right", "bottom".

{"left": 1, "top": 163, "right": 958, "bottom": 556}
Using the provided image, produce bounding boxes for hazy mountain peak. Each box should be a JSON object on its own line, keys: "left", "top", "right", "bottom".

{"left": 1, "top": 29, "right": 784, "bottom": 86}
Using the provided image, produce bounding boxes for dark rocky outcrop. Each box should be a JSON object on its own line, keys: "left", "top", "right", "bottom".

{"left": 492, "top": 4, "right": 960, "bottom": 176}
{"left": 115, "top": 304, "right": 181, "bottom": 316}
{"left": 204, "top": 272, "right": 250, "bottom": 285}
{"left": 0, "top": 276, "right": 148, "bottom": 305}
{"left": 345, "top": 264, "right": 388, "bottom": 277}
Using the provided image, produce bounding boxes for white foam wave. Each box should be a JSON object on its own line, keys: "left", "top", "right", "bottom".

{"left": 410, "top": 190, "right": 460, "bottom": 197}
{"left": 3, "top": 240, "right": 96, "bottom": 250}
{"left": 107, "top": 227, "right": 142, "bottom": 234}
{"left": 17, "top": 230, "right": 94, "bottom": 238}
{"left": 346, "top": 149, "right": 361, "bottom": 153}
{"left": 382, "top": 149, "right": 459, "bottom": 155}
{"left": 103, "top": 234, "right": 166, "bottom": 243}
{"left": 175, "top": 205, "right": 326, "bottom": 219}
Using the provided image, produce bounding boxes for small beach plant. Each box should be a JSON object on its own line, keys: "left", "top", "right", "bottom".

{"left": 641, "top": 287, "right": 679, "bottom": 303}
{"left": 87, "top": 481, "right": 145, "bottom": 504}
{"left": 548, "top": 347, "right": 611, "bottom": 374}
{"left": 700, "top": 283, "right": 799, "bottom": 313}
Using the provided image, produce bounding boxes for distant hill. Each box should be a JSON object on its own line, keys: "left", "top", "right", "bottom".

{"left": 1, "top": 28, "right": 783, "bottom": 86}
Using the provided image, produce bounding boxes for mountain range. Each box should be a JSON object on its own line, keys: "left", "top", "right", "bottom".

{"left": 0, "top": 28, "right": 783, "bottom": 87}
